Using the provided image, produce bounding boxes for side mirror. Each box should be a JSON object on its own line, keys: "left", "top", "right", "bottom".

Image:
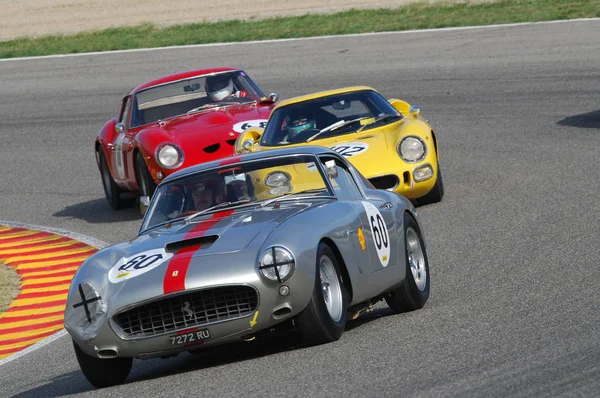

{"left": 409, "top": 105, "right": 421, "bottom": 118}
{"left": 325, "top": 160, "right": 338, "bottom": 179}
{"left": 115, "top": 123, "right": 125, "bottom": 134}
{"left": 234, "top": 127, "right": 264, "bottom": 154}
{"left": 268, "top": 93, "right": 278, "bottom": 102}
{"left": 140, "top": 196, "right": 150, "bottom": 216}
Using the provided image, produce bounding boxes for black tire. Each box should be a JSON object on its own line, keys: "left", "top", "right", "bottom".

{"left": 295, "top": 243, "right": 349, "bottom": 345}
{"left": 385, "top": 213, "right": 430, "bottom": 313}
{"left": 73, "top": 340, "right": 132, "bottom": 388}
{"left": 135, "top": 152, "right": 157, "bottom": 199}
{"left": 97, "top": 149, "right": 134, "bottom": 210}
{"left": 416, "top": 163, "right": 444, "bottom": 206}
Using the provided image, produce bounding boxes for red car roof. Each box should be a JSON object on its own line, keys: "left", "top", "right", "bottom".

{"left": 132, "top": 67, "right": 239, "bottom": 93}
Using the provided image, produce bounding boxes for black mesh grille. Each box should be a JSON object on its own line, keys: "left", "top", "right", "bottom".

{"left": 368, "top": 175, "right": 399, "bottom": 190}
{"left": 112, "top": 286, "right": 258, "bottom": 339}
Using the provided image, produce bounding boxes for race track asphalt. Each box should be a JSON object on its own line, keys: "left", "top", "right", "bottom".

{"left": 0, "top": 19, "right": 599, "bottom": 397}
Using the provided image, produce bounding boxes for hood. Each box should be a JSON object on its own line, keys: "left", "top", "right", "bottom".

{"left": 162, "top": 103, "right": 271, "bottom": 163}
{"left": 274, "top": 122, "right": 401, "bottom": 173}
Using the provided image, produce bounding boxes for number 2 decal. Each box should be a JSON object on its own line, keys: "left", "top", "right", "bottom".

{"left": 362, "top": 202, "right": 390, "bottom": 267}
{"left": 330, "top": 142, "right": 369, "bottom": 157}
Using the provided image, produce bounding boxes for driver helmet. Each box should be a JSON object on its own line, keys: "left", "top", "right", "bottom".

{"left": 205, "top": 75, "right": 234, "bottom": 101}
{"left": 286, "top": 114, "right": 315, "bottom": 137}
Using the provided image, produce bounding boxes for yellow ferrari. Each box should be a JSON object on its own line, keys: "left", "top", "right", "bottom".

{"left": 234, "top": 86, "right": 443, "bottom": 205}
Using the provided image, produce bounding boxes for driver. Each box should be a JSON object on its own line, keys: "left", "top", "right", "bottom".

{"left": 280, "top": 113, "right": 316, "bottom": 144}
{"left": 189, "top": 180, "right": 225, "bottom": 212}
{"left": 205, "top": 75, "right": 248, "bottom": 102}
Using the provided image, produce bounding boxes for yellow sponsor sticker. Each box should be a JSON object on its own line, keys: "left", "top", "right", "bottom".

{"left": 116, "top": 272, "right": 130, "bottom": 279}
{"left": 357, "top": 228, "right": 366, "bottom": 250}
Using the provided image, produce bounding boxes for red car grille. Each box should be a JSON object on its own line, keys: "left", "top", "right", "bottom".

{"left": 112, "top": 286, "right": 258, "bottom": 339}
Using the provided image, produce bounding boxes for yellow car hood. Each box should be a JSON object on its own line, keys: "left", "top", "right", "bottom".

{"left": 304, "top": 123, "right": 400, "bottom": 177}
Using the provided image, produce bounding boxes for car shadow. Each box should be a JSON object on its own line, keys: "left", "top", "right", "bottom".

{"left": 53, "top": 198, "right": 142, "bottom": 224}
{"left": 557, "top": 110, "right": 600, "bottom": 129}
{"left": 13, "top": 309, "right": 395, "bottom": 396}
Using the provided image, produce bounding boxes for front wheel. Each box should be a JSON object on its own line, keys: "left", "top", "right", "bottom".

{"left": 97, "top": 149, "right": 134, "bottom": 210}
{"left": 73, "top": 340, "right": 132, "bottom": 388}
{"left": 385, "top": 213, "right": 430, "bottom": 313}
{"left": 135, "top": 153, "right": 157, "bottom": 199}
{"left": 416, "top": 163, "right": 444, "bottom": 206}
{"left": 295, "top": 243, "right": 349, "bottom": 345}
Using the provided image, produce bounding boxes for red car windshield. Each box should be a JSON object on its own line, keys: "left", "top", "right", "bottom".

{"left": 130, "top": 71, "right": 266, "bottom": 128}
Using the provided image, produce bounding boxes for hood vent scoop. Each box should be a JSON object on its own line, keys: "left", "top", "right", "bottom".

{"left": 203, "top": 143, "right": 220, "bottom": 153}
{"left": 166, "top": 234, "right": 219, "bottom": 253}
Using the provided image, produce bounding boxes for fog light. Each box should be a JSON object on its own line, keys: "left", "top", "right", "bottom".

{"left": 413, "top": 165, "right": 433, "bottom": 182}
{"left": 279, "top": 285, "right": 290, "bottom": 296}
{"left": 156, "top": 172, "right": 165, "bottom": 179}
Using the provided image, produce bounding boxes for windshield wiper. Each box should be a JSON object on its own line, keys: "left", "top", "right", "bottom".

{"left": 259, "top": 189, "right": 331, "bottom": 207}
{"left": 186, "top": 101, "right": 239, "bottom": 115}
{"left": 306, "top": 117, "right": 372, "bottom": 142}
{"left": 184, "top": 199, "right": 251, "bottom": 222}
{"left": 356, "top": 114, "right": 402, "bottom": 133}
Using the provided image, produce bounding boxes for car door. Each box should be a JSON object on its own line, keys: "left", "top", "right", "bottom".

{"left": 111, "top": 96, "right": 132, "bottom": 184}
{"left": 323, "top": 154, "right": 399, "bottom": 272}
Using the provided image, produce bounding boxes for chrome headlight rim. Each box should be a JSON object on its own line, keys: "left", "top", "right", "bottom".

{"left": 264, "top": 171, "right": 292, "bottom": 188}
{"left": 258, "top": 246, "right": 295, "bottom": 283}
{"left": 155, "top": 143, "right": 184, "bottom": 169}
{"left": 397, "top": 136, "right": 427, "bottom": 163}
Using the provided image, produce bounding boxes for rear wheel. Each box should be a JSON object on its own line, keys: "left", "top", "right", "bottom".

{"left": 295, "top": 243, "right": 349, "bottom": 345}
{"left": 385, "top": 213, "right": 430, "bottom": 313}
{"left": 97, "top": 149, "right": 134, "bottom": 210}
{"left": 73, "top": 340, "right": 132, "bottom": 388}
{"left": 135, "top": 152, "right": 157, "bottom": 199}
{"left": 417, "top": 162, "right": 444, "bottom": 205}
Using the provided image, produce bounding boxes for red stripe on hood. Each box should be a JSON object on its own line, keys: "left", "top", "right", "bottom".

{"left": 163, "top": 209, "right": 234, "bottom": 294}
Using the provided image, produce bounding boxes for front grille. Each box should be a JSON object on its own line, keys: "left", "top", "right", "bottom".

{"left": 369, "top": 175, "right": 399, "bottom": 190}
{"left": 112, "top": 286, "right": 258, "bottom": 339}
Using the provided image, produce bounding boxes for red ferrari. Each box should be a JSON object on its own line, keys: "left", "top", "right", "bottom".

{"left": 95, "top": 67, "right": 277, "bottom": 209}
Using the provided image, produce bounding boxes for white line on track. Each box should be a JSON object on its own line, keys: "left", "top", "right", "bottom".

{"left": 1, "top": 17, "right": 599, "bottom": 63}
{"left": 0, "top": 220, "right": 108, "bottom": 368}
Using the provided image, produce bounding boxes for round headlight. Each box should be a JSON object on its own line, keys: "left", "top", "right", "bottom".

{"left": 265, "top": 171, "right": 291, "bottom": 187}
{"left": 398, "top": 136, "right": 426, "bottom": 163}
{"left": 259, "top": 246, "right": 295, "bottom": 282}
{"left": 156, "top": 144, "right": 182, "bottom": 169}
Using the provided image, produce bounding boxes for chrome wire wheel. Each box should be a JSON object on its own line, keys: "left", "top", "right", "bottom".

{"left": 406, "top": 227, "right": 427, "bottom": 291}
{"left": 319, "top": 254, "right": 343, "bottom": 322}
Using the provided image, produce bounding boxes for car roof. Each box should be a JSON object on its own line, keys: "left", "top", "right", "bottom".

{"left": 272, "top": 86, "right": 377, "bottom": 111}
{"left": 131, "top": 67, "right": 240, "bottom": 93}
{"left": 163, "top": 146, "right": 339, "bottom": 183}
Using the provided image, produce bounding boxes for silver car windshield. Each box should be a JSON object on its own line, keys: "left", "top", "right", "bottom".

{"left": 141, "top": 155, "right": 334, "bottom": 232}
{"left": 130, "top": 70, "right": 266, "bottom": 128}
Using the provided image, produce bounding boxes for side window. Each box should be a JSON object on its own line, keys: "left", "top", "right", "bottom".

{"left": 119, "top": 97, "right": 132, "bottom": 127}
{"left": 319, "top": 156, "right": 363, "bottom": 200}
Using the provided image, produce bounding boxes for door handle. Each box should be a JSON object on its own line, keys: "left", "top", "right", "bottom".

{"left": 107, "top": 143, "right": 116, "bottom": 151}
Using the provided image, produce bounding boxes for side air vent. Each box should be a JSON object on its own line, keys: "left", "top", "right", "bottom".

{"left": 203, "top": 143, "right": 220, "bottom": 153}
{"left": 226, "top": 139, "right": 237, "bottom": 146}
{"left": 165, "top": 235, "right": 219, "bottom": 253}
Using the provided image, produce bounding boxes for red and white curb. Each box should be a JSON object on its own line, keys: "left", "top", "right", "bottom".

{"left": 0, "top": 221, "right": 106, "bottom": 367}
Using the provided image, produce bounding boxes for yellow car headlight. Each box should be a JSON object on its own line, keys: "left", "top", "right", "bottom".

{"left": 398, "top": 136, "right": 426, "bottom": 163}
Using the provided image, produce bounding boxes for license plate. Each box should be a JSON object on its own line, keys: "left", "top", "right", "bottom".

{"left": 169, "top": 328, "right": 211, "bottom": 346}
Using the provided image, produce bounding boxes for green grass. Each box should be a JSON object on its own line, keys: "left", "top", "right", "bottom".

{"left": 0, "top": 262, "right": 20, "bottom": 313}
{"left": 1, "top": 0, "right": 599, "bottom": 59}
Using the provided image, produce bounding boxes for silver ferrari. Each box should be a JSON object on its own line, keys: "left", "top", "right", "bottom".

{"left": 64, "top": 146, "right": 431, "bottom": 388}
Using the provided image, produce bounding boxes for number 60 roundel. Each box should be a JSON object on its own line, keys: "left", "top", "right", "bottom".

{"left": 362, "top": 202, "right": 390, "bottom": 267}
{"left": 108, "top": 249, "right": 173, "bottom": 283}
